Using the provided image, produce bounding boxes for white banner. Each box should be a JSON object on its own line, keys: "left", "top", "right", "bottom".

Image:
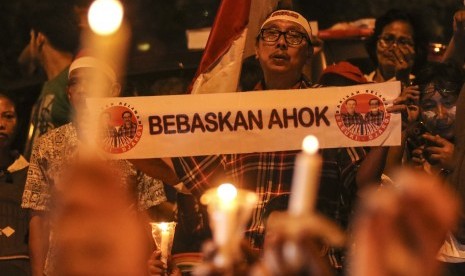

{"left": 87, "top": 82, "right": 401, "bottom": 158}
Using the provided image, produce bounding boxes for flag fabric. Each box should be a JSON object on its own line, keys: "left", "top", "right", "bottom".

{"left": 190, "top": 0, "right": 279, "bottom": 94}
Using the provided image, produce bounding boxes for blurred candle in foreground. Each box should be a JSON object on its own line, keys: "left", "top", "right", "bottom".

{"left": 288, "top": 135, "right": 322, "bottom": 216}
{"left": 88, "top": 0, "right": 124, "bottom": 36}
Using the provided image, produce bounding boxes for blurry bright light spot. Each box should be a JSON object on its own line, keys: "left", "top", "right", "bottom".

{"left": 88, "top": 0, "right": 124, "bottom": 36}
{"left": 203, "top": 10, "right": 209, "bottom": 17}
{"left": 217, "top": 183, "right": 237, "bottom": 203}
{"left": 302, "top": 135, "right": 319, "bottom": 154}
{"left": 158, "top": 222, "right": 168, "bottom": 232}
{"left": 137, "top": 43, "right": 151, "bottom": 52}
{"left": 433, "top": 47, "right": 441, "bottom": 53}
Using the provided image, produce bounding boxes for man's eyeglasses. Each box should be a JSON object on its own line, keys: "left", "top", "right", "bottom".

{"left": 259, "top": 28, "right": 309, "bottom": 46}
{"left": 378, "top": 34, "right": 414, "bottom": 48}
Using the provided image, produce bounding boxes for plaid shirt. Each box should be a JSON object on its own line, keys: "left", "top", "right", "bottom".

{"left": 364, "top": 111, "right": 384, "bottom": 126}
{"left": 173, "top": 148, "right": 365, "bottom": 248}
{"left": 173, "top": 78, "right": 365, "bottom": 249}
{"left": 342, "top": 112, "right": 364, "bottom": 127}
{"left": 118, "top": 122, "right": 138, "bottom": 138}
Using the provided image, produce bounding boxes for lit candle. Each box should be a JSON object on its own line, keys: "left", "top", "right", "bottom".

{"left": 288, "top": 135, "right": 322, "bottom": 216}
{"left": 159, "top": 222, "right": 170, "bottom": 265}
{"left": 88, "top": 0, "right": 124, "bottom": 36}
{"left": 213, "top": 183, "right": 237, "bottom": 246}
{"left": 200, "top": 183, "right": 238, "bottom": 267}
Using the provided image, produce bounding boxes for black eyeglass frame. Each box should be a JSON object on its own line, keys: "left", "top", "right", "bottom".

{"left": 259, "top": 28, "right": 311, "bottom": 46}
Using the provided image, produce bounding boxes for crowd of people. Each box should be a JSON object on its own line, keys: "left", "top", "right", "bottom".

{"left": 1, "top": 2, "right": 465, "bottom": 276}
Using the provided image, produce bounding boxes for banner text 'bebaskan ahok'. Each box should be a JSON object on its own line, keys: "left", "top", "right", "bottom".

{"left": 148, "top": 106, "right": 329, "bottom": 135}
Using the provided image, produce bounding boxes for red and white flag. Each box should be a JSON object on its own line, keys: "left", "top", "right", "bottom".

{"left": 190, "top": 0, "right": 279, "bottom": 94}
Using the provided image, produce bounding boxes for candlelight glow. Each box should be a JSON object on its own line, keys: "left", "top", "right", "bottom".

{"left": 302, "top": 135, "right": 319, "bottom": 154}
{"left": 158, "top": 222, "right": 168, "bottom": 232}
{"left": 217, "top": 183, "right": 238, "bottom": 203}
{"left": 88, "top": 0, "right": 124, "bottom": 36}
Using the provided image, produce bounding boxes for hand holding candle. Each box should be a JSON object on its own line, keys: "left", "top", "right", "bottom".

{"left": 150, "top": 222, "right": 176, "bottom": 266}
{"left": 200, "top": 183, "right": 257, "bottom": 269}
{"left": 289, "top": 135, "right": 322, "bottom": 216}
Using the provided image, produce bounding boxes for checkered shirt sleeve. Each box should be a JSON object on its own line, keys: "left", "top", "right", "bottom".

{"left": 172, "top": 155, "right": 228, "bottom": 197}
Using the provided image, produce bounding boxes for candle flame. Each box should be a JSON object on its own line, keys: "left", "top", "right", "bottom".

{"left": 302, "top": 135, "right": 319, "bottom": 154}
{"left": 88, "top": 0, "right": 124, "bottom": 36}
{"left": 158, "top": 222, "right": 168, "bottom": 232}
{"left": 217, "top": 183, "right": 237, "bottom": 203}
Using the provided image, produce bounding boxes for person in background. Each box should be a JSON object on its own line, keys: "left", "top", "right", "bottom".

{"left": 0, "top": 94, "right": 31, "bottom": 275}
{"left": 398, "top": 62, "right": 465, "bottom": 275}
{"left": 21, "top": 52, "right": 168, "bottom": 276}
{"left": 441, "top": 9, "right": 465, "bottom": 66}
{"left": 19, "top": 3, "right": 80, "bottom": 159}
{"left": 408, "top": 62, "right": 464, "bottom": 176}
{"left": 364, "top": 8, "right": 429, "bottom": 85}
{"left": 364, "top": 9, "right": 429, "bottom": 177}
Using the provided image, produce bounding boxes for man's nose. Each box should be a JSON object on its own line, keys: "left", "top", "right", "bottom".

{"left": 0, "top": 118, "right": 7, "bottom": 130}
{"left": 276, "top": 33, "right": 288, "bottom": 49}
{"left": 437, "top": 105, "right": 448, "bottom": 119}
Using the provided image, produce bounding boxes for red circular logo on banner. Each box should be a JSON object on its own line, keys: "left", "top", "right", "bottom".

{"left": 335, "top": 90, "right": 391, "bottom": 141}
{"left": 98, "top": 103, "right": 143, "bottom": 153}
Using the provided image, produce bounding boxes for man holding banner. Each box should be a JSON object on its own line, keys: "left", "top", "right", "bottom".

{"left": 172, "top": 10, "right": 367, "bottom": 257}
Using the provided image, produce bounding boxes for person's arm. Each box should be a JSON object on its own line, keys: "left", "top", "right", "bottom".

{"left": 349, "top": 169, "right": 458, "bottom": 276}
{"left": 29, "top": 210, "right": 49, "bottom": 276}
{"left": 129, "top": 158, "right": 180, "bottom": 186}
{"left": 356, "top": 147, "right": 389, "bottom": 188}
{"left": 442, "top": 10, "right": 465, "bottom": 65}
{"left": 384, "top": 85, "right": 420, "bottom": 176}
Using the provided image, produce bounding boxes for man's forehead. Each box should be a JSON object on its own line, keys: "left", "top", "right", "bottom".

{"left": 262, "top": 20, "right": 306, "bottom": 32}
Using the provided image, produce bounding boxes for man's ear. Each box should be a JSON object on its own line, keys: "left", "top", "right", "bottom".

{"left": 36, "top": 32, "right": 47, "bottom": 51}
{"left": 111, "top": 83, "right": 122, "bottom": 97}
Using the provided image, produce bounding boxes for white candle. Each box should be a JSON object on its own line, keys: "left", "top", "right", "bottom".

{"left": 213, "top": 183, "right": 237, "bottom": 246}
{"left": 159, "top": 223, "right": 170, "bottom": 264}
{"left": 288, "top": 135, "right": 322, "bottom": 216}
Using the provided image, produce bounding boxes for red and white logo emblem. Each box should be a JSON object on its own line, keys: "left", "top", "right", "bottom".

{"left": 335, "top": 90, "right": 391, "bottom": 141}
{"left": 98, "top": 102, "right": 143, "bottom": 153}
